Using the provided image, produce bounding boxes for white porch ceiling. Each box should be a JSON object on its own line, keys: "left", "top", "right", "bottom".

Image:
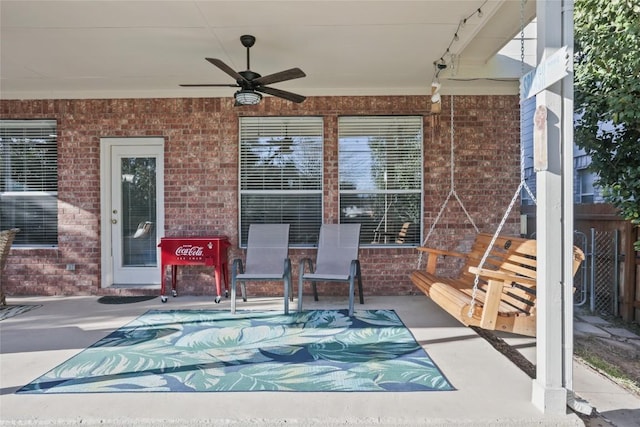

{"left": 0, "top": 0, "right": 536, "bottom": 100}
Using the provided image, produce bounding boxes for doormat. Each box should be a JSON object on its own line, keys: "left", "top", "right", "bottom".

{"left": 97, "top": 295, "right": 157, "bottom": 304}
{"left": 17, "top": 309, "right": 454, "bottom": 393}
{"left": 0, "top": 304, "right": 42, "bottom": 321}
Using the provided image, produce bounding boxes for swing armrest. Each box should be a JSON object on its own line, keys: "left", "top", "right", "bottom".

{"left": 416, "top": 247, "right": 467, "bottom": 257}
{"left": 479, "top": 280, "right": 505, "bottom": 330}
{"left": 417, "top": 247, "right": 468, "bottom": 274}
{"left": 467, "top": 267, "right": 537, "bottom": 287}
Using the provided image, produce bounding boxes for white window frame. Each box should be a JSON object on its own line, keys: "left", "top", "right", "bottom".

{"left": 577, "top": 168, "right": 596, "bottom": 204}
{"left": 238, "top": 116, "right": 323, "bottom": 247}
{"left": 0, "top": 119, "right": 58, "bottom": 247}
{"left": 338, "top": 116, "right": 423, "bottom": 246}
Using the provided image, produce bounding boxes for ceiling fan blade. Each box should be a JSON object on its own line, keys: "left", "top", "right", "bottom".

{"left": 180, "top": 83, "right": 239, "bottom": 87}
{"left": 253, "top": 68, "right": 306, "bottom": 86}
{"left": 256, "top": 86, "right": 306, "bottom": 103}
{"left": 206, "top": 58, "right": 247, "bottom": 82}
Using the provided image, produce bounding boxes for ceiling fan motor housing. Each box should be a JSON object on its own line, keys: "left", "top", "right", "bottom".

{"left": 239, "top": 70, "right": 261, "bottom": 87}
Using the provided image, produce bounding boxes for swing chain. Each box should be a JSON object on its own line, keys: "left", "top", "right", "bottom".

{"left": 423, "top": 0, "right": 534, "bottom": 281}
{"left": 520, "top": 0, "right": 526, "bottom": 78}
{"left": 519, "top": 0, "right": 528, "bottom": 183}
{"left": 469, "top": 0, "right": 532, "bottom": 317}
{"left": 450, "top": 92, "right": 455, "bottom": 190}
{"left": 418, "top": 96, "right": 479, "bottom": 269}
{"left": 468, "top": 180, "right": 527, "bottom": 317}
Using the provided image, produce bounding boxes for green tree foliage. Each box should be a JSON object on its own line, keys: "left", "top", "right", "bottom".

{"left": 574, "top": 0, "right": 640, "bottom": 249}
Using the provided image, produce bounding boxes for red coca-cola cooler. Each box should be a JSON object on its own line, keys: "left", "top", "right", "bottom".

{"left": 158, "top": 236, "right": 231, "bottom": 303}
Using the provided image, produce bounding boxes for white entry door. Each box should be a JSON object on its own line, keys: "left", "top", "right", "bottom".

{"left": 100, "top": 138, "right": 164, "bottom": 287}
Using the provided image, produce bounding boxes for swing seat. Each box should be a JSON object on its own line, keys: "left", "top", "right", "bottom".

{"left": 410, "top": 233, "right": 585, "bottom": 337}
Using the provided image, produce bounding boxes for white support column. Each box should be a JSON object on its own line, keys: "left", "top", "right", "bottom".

{"left": 561, "top": 0, "right": 576, "bottom": 397}
{"left": 531, "top": 0, "right": 574, "bottom": 414}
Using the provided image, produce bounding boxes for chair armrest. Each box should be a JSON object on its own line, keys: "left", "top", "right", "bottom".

{"left": 298, "top": 257, "right": 314, "bottom": 277}
{"left": 349, "top": 259, "right": 361, "bottom": 278}
{"left": 467, "top": 266, "right": 536, "bottom": 287}
{"left": 231, "top": 258, "right": 244, "bottom": 277}
{"left": 284, "top": 258, "right": 293, "bottom": 301}
{"left": 298, "top": 257, "right": 317, "bottom": 303}
{"left": 416, "top": 247, "right": 467, "bottom": 274}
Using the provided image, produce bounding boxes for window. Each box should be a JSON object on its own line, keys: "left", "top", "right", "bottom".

{"left": 0, "top": 120, "right": 58, "bottom": 246}
{"left": 577, "top": 168, "right": 595, "bottom": 203}
{"left": 239, "top": 117, "right": 323, "bottom": 247}
{"left": 338, "top": 116, "right": 422, "bottom": 246}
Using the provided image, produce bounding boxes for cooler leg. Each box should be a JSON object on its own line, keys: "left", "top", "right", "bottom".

{"left": 161, "top": 263, "right": 168, "bottom": 303}
{"left": 213, "top": 263, "right": 222, "bottom": 303}
{"left": 171, "top": 265, "right": 178, "bottom": 298}
{"left": 222, "top": 262, "right": 229, "bottom": 298}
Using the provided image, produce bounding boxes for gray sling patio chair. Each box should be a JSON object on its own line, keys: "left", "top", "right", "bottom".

{"left": 297, "top": 224, "right": 363, "bottom": 316}
{"left": 0, "top": 228, "right": 20, "bottom": 306}
{"left": 231, "top": 224, "right": 292, "bottom": 314}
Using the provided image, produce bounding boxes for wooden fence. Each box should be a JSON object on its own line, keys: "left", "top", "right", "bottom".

{"left": 522, "top": 203, "right": 640, "bottom": 323}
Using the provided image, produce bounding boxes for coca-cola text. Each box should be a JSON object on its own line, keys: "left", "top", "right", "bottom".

{"left": 175, "top": 245, "right": 204, "bottom": 257}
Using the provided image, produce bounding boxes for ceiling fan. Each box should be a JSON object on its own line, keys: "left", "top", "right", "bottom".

{"left": 180, "top": 35, "right": 306, "bottom": 106}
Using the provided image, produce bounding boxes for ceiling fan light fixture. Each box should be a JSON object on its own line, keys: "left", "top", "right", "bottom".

{"left": 235, "top": 89, "right": 262, "bottom": 105}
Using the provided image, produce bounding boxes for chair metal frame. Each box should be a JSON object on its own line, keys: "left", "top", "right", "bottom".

{"left": 230, "top": 224, "right": 292, "bottom": 314}
{"left": 297, "top": 224, "right": 363, "bottom": 316}
{"left": 0, "top": 228, "right": 20, "bottom": 306}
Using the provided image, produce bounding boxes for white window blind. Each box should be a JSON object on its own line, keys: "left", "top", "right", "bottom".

{"left": 338, "top": 116, "right": 422, "bottom": 246}
{"left": 0, "top": 120, "right": 58, "bottom": 246}
{"left": 239, "top": 117, "right": 323, "bottom": 247}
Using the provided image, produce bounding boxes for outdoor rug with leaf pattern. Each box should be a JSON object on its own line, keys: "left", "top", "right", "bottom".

{"left": 17, "top": 309, "right": 454, "bottom": 393}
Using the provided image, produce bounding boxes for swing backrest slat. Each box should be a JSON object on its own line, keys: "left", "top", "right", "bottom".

{"left": 456, "top": 234, "right": 538, "bottom": 314}
{"left": 458, "top": 233, "right": 583, "bottom": 316}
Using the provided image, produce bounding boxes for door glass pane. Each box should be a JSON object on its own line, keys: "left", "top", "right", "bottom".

{"left": 121, "top": 157, "right": 157, "bottom": 266}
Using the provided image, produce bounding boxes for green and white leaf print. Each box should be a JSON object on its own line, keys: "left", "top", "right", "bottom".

{"left": 18, "top": 309, "right": 454, "bottom": 393}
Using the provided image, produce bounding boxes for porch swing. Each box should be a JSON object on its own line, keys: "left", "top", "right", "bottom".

{"left": 410, "top": 92, "right": 584, "bottom": 337}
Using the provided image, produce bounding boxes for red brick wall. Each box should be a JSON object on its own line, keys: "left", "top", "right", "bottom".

{"left": 0, "top": 94, "right": 521, "bottom": 299}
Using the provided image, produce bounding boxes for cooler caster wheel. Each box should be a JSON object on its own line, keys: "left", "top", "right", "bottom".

{"left": 161, "top": 296, "right": 168, "bottom": 303}
{"left": 214, "top": 296, "right": 221, "bottom": 304}
{"left": 172, "top": 290, "right": 178, "bottom": 298}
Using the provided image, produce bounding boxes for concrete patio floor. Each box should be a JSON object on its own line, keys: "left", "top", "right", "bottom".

{"left": 1, "top": 295, "right": 638, "bottom": 426}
